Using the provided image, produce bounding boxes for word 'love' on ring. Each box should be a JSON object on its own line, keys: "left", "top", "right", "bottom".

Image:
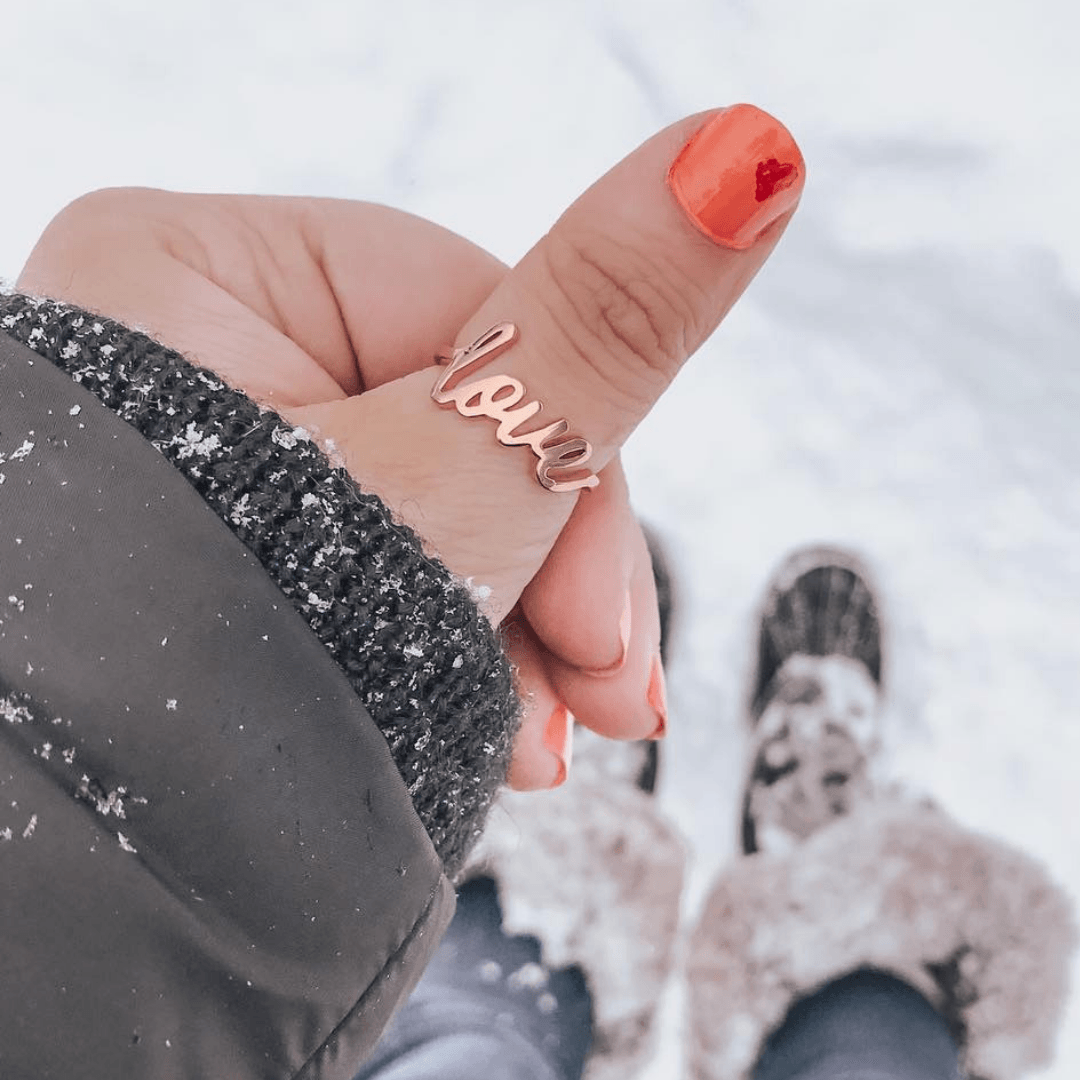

{"left": 431, "top": 323, "right": 600, "bottom": 493}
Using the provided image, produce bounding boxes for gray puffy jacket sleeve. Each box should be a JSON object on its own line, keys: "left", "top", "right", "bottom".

{"left": 0, "top": 294, "right": 520, "bottom": 1079}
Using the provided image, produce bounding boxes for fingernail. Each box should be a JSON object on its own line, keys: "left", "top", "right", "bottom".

{"left": 543, "top": 704, "right": 575, "bottom": 786}
{"left": 667, "top": 104, "right": 805, "bottom": 250}
{"left": 647, "top": 655, "right": 667, "bottom": 739}
{"left": 584, "top": 590, "right": 632, "bottom": 678}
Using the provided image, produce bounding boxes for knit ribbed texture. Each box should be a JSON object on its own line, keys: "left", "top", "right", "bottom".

{"left": 0, "top": 292, "right": 520, "bottom": 876}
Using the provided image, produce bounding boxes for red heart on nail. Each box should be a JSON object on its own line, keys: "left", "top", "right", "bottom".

{"left": 756, "top": 158, "right": 797, "bottom": 202}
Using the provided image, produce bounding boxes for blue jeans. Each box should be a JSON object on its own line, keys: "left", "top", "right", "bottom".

{"left": 752, "top": 969, "right": 961, "bottom": 1080}
{"left": 352, "top": 877, "right": 590, "bottom": 1080}
{"left": 355, "top": 879, "right": 960, "bottom": 1080}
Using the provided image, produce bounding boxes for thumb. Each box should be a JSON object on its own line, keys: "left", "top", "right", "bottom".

{"left": 287, "top": 105, "right": 804, "bottom": 623}
{"left": 449, "top": 103, "right": 804, "bottom": 469}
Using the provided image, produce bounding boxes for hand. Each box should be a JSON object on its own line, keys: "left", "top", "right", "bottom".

{"left": 17, "top": 105, "right": 804, "bottom": 790}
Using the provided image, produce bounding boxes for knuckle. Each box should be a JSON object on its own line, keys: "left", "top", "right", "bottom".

{"left": 537, "top": 230, "right": 702, "bottom": 394}
{"left": 20, "top": 189, "right": 133, "bottom": 293}
{"left": 50, "top": 186, "right": 151, "bottom": 231}
{"left": 30, "top": 188, "right": 162, "bottom": 269}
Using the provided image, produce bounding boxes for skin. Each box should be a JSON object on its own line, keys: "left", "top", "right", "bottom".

{"left": 17, "top": 109, "right": 800, "bottom": 790}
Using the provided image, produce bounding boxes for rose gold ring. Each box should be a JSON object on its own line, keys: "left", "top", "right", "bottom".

{"left": 431, "top": 322, "right": 599, "bottom": 493}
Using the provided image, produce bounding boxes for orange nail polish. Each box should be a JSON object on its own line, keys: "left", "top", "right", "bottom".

{"left": 543, "top": 704, "right": 574, "bottom": 786}
{"left": 647, "top": 655, "right": 667, "bottom": 739}
{"left": 667, "top": 104, "right": 805, "bottom": 250}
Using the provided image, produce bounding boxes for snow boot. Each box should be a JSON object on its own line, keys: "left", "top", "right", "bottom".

{"left": 687, "top": 546, "right": 1076, "bottom": 1080}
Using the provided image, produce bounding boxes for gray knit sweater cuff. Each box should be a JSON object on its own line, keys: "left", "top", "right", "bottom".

{"left": 0, "top": 292, "right": 520, "bottom": 876}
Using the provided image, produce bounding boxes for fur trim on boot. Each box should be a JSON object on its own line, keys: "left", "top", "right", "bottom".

{"left": 464, "top": 734, "right": 686, "bottom": 1080}
{"left": 687, "top": 797, "right": 1076, "bottom": 1080}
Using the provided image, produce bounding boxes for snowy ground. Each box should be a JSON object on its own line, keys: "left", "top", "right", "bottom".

{"left": 2, "top": 1, "right": 1077, "bottom": 1075}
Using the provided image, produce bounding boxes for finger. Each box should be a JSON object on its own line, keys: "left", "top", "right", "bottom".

{"left": 290, "top": 105, "right": 804, "bottom": 624}
{"left": 443, "top": 103, "right": 805, "bottom": 473}
{"left": 547, "top": 520, "right": 666, "bottom": 740}
{"left": 18, "top": 190, "right": 506, "bottom": 402}
{"left": 300, "top": 200, "right": 508, "bottom": 389}
{"left": 502, "top": 613, "right": 574, "bottom": 791}
{"left": 519, "top": 456, "right": 634, "bottom": 675}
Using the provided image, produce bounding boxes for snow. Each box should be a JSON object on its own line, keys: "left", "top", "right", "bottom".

{"left": 0, "top": 0, "right": 1077, "bottom": 1075}
{"left": 166, "top": 423, "right": 222, "bottom": 461}
{"left": 271, "top": 426, "right": 311, "bottom": 450}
